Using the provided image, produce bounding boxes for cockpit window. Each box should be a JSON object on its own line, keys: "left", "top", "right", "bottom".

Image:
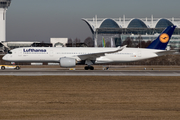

{"left": 8, "top": 50, "right": 12, "bottom": 54}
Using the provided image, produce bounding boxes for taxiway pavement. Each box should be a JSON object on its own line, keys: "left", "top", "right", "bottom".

{"left": 0, "top": 68, "right": 180, "bottom": 76}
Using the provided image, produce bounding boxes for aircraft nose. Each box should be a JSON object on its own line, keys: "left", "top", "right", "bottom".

{"left": 2, "top": 55, "right": 7, "bottom": 61}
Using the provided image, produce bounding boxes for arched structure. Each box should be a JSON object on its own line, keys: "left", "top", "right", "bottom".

{"left": 155, "top": 18, "right": 174, "bottom": 28}
{"left": 127, "top": 19, "right": 148, "bottom": 28}
{"left": 82, "top": 16, "right": 180, "bottom": 47}
{"left": 82, "top": 16, "right": 179, "bottom": 30}
{"left": 100, "top": 19, "right": 120, "bottom": 28}
{"left": 82, "top": 19, "right": 94, "bottom": 34}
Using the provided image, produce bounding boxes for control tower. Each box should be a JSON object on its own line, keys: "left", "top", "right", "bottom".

{"left": 0, "top": 0, "right": 11, "bottom": 42}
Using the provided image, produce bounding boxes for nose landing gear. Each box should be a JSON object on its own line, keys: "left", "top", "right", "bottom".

{"left": 84, "top": 66, "right": 94, "bottom": 70}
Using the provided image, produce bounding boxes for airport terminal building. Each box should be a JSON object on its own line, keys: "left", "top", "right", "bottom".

{"left": 82, "top": 15, "right": 180, "bottom": 50}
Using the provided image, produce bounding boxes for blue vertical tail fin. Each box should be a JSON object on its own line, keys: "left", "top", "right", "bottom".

{"left": 147, "top": 26, "right": 176, "bottom": 50}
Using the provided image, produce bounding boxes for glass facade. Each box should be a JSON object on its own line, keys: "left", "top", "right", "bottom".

{"left": 155, "top": 19, "right": 174, "bottom": 28}
{"left": 117, "top": 35, "right": 180, "bottom": 50}
{"left": 100, "top": 19, "right": 120, "bottom": 28}
{"left": 127, "top": 19, "right": 147, "bottom": 28}
{"left": 0, "top": 0, "right": 11, "bottom": 8}
{"left": 114, "top": 38, "right": 121, "bottom": 47}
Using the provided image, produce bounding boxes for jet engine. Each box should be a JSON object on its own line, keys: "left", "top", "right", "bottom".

{"left": 59, "top": 57, "right": 76, "bottom": 68}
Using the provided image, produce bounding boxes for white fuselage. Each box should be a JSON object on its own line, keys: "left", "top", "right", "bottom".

{"left": 3, "top": 47, "right": 163, "bottom": 64}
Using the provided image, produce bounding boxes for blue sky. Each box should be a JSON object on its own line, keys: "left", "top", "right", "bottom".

{"left": 6, "top": 0, "right": 180, "bottom": 42}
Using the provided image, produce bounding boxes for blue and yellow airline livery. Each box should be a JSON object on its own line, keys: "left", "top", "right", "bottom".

{"left": 147, "top": 26, "right": 176, "bottom": 50}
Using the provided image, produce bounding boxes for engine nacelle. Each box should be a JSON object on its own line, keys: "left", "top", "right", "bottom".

{"left": 60, "top": 57, "right": 76, "bottom": 68}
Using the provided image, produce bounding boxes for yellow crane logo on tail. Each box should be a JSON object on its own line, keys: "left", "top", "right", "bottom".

{"left": 159, "top": 33, "right": 169, "bottom": 43}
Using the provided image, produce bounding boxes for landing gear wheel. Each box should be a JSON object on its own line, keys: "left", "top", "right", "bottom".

{"left": 84, "top": 66, "right": 94, "bottom": 70}
{"left": 15, "top": 66, "right": 20, "bottom": 70}
{"left": 90, "top": 66, "right": 94, "bottom": 70}
{"left": 85, "top": 66, "right": 89, "bottom": 70}
{"left": 1, "top": 66, "right": 5, "bottom": 70}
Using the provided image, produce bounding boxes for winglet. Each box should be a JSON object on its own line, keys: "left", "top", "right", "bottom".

{"left": 117, "top": 45, "right": 127, "bottom": 52}
{"left": 104, "top": 45, "right": 126, "bottom": 54}
{"left": 147, "top": 26, "right": 176, "bottom": 50}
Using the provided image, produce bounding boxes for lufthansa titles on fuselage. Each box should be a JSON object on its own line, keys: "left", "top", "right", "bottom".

{"left": 23, "top": 49, "right": 47, "bottom": 54}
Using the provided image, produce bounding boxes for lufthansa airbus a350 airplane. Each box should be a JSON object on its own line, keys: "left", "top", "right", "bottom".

{"left": 3, "top": 26, "right": 176, "bottom": 70}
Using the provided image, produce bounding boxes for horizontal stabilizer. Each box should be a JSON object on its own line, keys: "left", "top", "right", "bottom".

{"left": 155, "top": 50, "right": 176, "bottom": 56}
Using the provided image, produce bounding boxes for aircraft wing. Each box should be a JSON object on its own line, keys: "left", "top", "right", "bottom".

{"left": 77, "top": 45, "right": 127, "bottom": 60}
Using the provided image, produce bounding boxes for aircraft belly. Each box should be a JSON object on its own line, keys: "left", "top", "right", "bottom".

{"left": 105, "top": 54, "right": 135, "bottom": 62}
{"left": 95, "top": 56, "right": 113, "bottom": 64}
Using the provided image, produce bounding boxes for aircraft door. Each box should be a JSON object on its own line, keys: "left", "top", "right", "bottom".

{"left": 18, "top": 50, "right": 22, "bottom": 57}
{"left": 50, "top": 50, "right": 53, "bottom": 57}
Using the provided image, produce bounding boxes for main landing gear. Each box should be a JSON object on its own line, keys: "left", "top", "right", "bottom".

{"left": 84, "top": 66, "right": 94, "bottom": 70}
